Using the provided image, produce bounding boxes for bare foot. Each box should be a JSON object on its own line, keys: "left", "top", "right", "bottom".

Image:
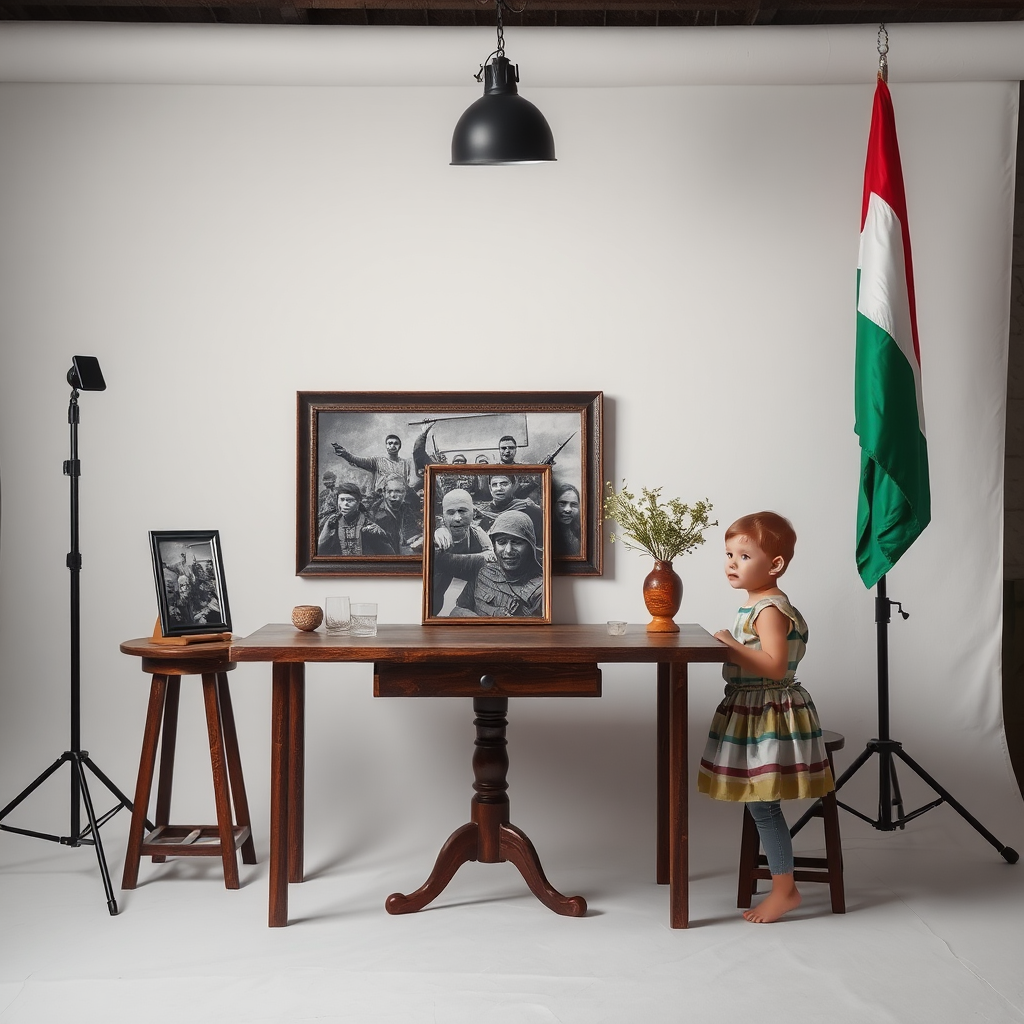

{"left": 742, "top": 879, "right": 802, "bottom": 923}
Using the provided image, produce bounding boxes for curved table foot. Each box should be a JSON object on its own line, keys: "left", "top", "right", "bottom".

{"left": 385, "top": 822, "right": 479, "bottom": 915}
{"left": 500, "top": 823, "right": 587, "bottom": 917}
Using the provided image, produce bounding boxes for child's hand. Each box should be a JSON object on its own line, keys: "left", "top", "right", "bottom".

{"left": 714, "top": 629, "right": 734, "bottom": 645}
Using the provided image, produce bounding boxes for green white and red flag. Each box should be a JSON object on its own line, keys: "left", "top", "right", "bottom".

{"left": 855, "top": 78, "right": 930, "bottom": 588}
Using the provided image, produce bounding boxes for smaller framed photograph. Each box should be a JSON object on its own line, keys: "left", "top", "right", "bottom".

{"left": 422, "top": 464, "right": 552, "bottom": 624}
{"left": 149, "top": 530, "right": 232, "bottom": 638}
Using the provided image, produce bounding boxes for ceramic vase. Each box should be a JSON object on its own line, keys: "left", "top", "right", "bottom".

{"left": 642, "top": 559, "right": 682, "bottom": 633}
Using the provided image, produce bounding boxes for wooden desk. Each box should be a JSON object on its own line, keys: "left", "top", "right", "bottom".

{"left": 229, "top": 623, "right": 727, "bottom": 928}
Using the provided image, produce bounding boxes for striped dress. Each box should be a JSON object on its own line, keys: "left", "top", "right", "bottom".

{"left": 697, "top": 594, "right": 834, "bottom": 802}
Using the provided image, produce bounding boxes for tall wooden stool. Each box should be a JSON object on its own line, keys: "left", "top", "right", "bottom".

{"left": 119, "top": 638, "right": 256, "bottom": 890}
{"left": 737, "top": 729, "right": 846, "bottom": 914}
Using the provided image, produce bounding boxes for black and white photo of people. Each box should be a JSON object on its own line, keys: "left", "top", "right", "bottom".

{"left": 425, "top": 465, "right": 550, "bottom": 620}
{"left": 157, "top": 540, "right": 226, "bottom": 629}
{"left": 315, "top": 409, "right": 582, "bottom": 561}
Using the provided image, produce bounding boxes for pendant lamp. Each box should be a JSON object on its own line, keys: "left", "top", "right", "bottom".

{"left": 450, "top": 0, "right": 555, "bottom": 166}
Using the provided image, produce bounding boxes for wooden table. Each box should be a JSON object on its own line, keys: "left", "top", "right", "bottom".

{"left": 229, "top": 623, "right": 727, "bottom": 928}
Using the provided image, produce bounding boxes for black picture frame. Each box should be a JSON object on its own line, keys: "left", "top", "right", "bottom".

{"left": 422, "top": 464, "right": 552, "bottom": 624}
{"left": 296, "top": 391, "right": 603, "bottom": 577}
{"left": 149, "top": 530, "right": 232, "bottom": 637}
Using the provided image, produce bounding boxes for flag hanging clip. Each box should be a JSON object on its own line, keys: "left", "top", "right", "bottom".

{"left": 876, "top": 23, "right": 889, "bottom": 83}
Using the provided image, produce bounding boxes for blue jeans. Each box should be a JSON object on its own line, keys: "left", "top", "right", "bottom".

{"left": 748, "top": 801, "right": 794, "bottom": 876}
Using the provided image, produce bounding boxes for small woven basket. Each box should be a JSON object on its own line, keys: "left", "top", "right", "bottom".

{"left": 291, "top": 604, "right": 323, "bottom": 631}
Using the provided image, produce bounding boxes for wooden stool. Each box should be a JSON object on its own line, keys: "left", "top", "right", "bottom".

{"left": 119, "top": 638, "right": 256, "bottom": 890}
{"left": 737, "top": 729, "right": 846, "bottom": 914}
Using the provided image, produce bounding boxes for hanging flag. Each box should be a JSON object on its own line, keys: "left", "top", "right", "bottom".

{"left": 855, "top": 78, "right": 930, "bottom": 588}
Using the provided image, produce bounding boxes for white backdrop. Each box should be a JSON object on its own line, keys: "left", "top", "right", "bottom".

{"left": 0, "top": 24, "right": 1021, "bottom": 882}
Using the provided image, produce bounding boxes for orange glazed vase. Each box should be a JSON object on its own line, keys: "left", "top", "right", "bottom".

{"left": 643, "top": 559, "right": 682, "bottom": 633}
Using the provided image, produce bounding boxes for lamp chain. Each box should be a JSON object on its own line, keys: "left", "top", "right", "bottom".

{"left": 472, "top": 0, "right": 526, "bottom": 81}
{"left": 877, "top": 23, "right": 889, "bottom": 83}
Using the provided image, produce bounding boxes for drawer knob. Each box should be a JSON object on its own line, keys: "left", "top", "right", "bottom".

{"left": 479, "top": 674, "right": 495, "bottom": 689}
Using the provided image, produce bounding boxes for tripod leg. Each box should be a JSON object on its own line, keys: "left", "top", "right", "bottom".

{"left": 82, "top": 754, "right": 144, "bottom": 825}
{"left": 830, "top": 743, "right": 875, "bottom": 793}
{"left": 0, "top": 755, "right": 69, "bottom": 822}
{"left": 789, "top": 798, "right": 821, "bottom": 838}
{"left": 73, "top": 756, "right": 118, "bottom": 915}
{"left": 792, "top": 743, "right": 876, "bottom": 835}
{"left": 892, "top": 748, "right": 1019, "bottom": 863}
{"left": 888, "top": 758, "right": 907, "bottom": 828}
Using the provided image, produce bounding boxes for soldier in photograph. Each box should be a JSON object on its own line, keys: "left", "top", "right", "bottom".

{"left": 430, "top": 487, "right": 492, "bottom": 615}
{"left": 317, "top": 469, "right": 339, "bottom": 522}
{"left": 317, "top": 481, "right": 394, "bottom": 556}
{"left": 449, "top": 510, "right": 544, "bottom": 619}
{"left": 369, "top": 474, "right": 423, "bottom": 555}
{"left": 332, "top": 433, "right": 418, "bottom": 495}
{"left": 474, "top": 472, "right": 543, "bottom": 539}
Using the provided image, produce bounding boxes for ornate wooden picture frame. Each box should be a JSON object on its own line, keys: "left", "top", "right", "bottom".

{"left": 421, "top": 464, "right": 552, "bottom": 623}
{"left": 149, "top": 530, "right": 232, "bottom": 637}
{"left": 296, "top": 391, "right": 603, "bottom": 577}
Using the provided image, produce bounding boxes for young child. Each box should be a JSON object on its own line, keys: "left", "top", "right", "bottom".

{"left": 698, "top": 511, "right": 833, "bottom": 923}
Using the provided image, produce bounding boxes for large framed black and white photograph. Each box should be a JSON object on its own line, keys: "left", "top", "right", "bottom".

{"left": 296, "top": 391, "right": 603, "bottom": 577}
{"left": 422, "top": 464, "right": 552, "bottom": 624}
{"left": 149, "top": 530, "right": 232, "bottom": 637}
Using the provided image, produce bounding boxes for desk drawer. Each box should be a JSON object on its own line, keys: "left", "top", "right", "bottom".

{"left": 374, "top": 662, "right": 602, "bottom": 698}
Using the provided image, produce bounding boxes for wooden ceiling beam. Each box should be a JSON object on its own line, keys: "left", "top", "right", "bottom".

{"left": 9, "top": 0, "right": 1021, "bottom": 8}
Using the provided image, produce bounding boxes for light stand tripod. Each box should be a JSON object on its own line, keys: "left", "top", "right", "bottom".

{"left": 0, "top": 357, "right": 146, "bottom": 915}
{"left": 793, "top": 574, "right": 1018, "bottom": 863}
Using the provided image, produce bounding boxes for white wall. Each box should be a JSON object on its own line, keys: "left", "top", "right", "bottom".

{"left": 1, "top": 26, "right": 1021, "bottom": 877}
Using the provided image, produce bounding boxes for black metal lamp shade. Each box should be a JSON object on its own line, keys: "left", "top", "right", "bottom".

{"left": 451, "top": 56, "right": 556, "bottom": 165}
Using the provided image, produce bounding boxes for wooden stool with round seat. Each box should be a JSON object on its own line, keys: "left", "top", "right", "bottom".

{"left": 119, "top": 638, "right": 256, "bottom": 890}
{"left": 737, "top": 729, "right": 846, "bottom": 914}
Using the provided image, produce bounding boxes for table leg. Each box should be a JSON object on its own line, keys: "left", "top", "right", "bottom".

{"left": 202, "top": 671, "right": 240, "bottom": 889}
{"left": 668, "top": 661, "right": 689, "bottom": 928}
{"left": 385, "top": 823, "right": 478, "bottom": 914}
{"left": 218, "top": 674, "right": 257, "bottom": 866}
{"left": 386, "top": 695, "right": 586, "bottom": 918}
{"left": 151, "top": 677, "right": 180, "bottom": 864}
{"left": 656, "top": 662, "right": 669, "bottom": 886}
{"left": 269, "top": 662, "right": 292, "bottom": 927}
{"left": 288, "top": 669, "right": 305, "bottom": 884}
{"left": 121, "top": 675, "right": 167, "bottom": 890}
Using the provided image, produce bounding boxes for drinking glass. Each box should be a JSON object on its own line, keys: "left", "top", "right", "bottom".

{"left": 350, "top": 602, "right": 378, "bottom": 637}
{"left": 325, "top": 596, "right": 351, "bottom": 635}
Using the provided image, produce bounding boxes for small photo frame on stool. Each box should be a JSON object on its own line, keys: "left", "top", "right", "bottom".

{"left": 149, "top": 530, "right": 232, "bottom": 638}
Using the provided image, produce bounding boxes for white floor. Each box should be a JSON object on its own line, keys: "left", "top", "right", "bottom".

{"left": 2, "top": 777, "right": 1023, "bottom": 1024}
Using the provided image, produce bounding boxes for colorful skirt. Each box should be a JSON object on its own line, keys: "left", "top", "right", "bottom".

{"left": 697, "top": 682, "right": 834, "bottom": 802}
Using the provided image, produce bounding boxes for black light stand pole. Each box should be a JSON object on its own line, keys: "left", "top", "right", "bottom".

{"left": 0, "top": 358, "right": 145, "bottom": 915}
{"left": 792, "top": 574, "right": 1018, "bottom": 863}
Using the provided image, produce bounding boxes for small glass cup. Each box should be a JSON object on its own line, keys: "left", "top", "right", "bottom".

{"left": 350, "top": 602, "right": 378, "bottom": 637}
{"left": 607, "top": 620, "right": 627, "bottom": 636}
{"left": 325, "top": 596, "right": 351, "bottom": 636}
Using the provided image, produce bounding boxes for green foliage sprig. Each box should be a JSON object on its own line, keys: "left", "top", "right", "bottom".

{"left": 603, "top": 481, "right": 716, "bottom": 563}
